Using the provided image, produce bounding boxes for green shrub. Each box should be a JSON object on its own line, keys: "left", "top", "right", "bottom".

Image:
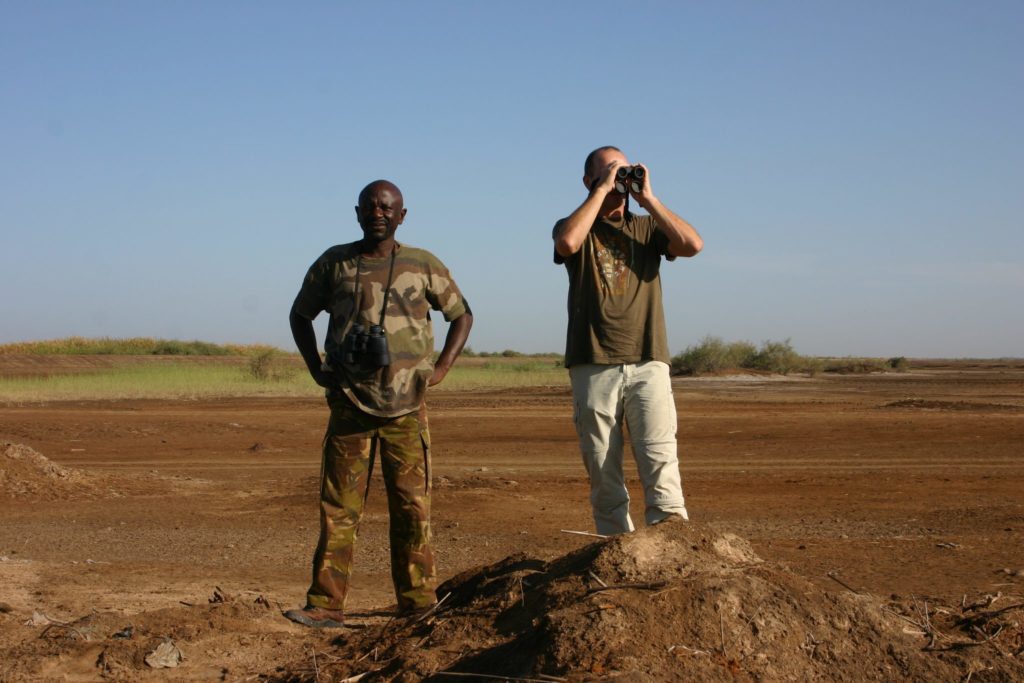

{"left": 671, "top": 336, "right": 756, "bottom": 376}
{"left": 744, "top": 339, "right": 803, "bottom": 375}
{"left": 0, "top": 337, "right": 287, "bottom": 357}
{"left": 668, "top": 337, "right": 907, "bottom": 377}
{"left": 151, "top": 339, "right": 232, "bottom": 356}
{"left": 248, "top": 348, "right": 297, "bottom": 381}
{"left": 821, "top": 358, "right": 888, "bottom": 374}
{"left": 802, "top": 356, "right": 825, "bottom": 376}
{"left": 888, "top": 356, "right": 909, "bottom": 371}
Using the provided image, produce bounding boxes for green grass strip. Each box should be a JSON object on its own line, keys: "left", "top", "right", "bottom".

{"left": 0, "top": 360, "right": 569, "bottom": 402}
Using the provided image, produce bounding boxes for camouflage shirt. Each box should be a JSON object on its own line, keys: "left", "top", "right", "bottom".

{"left": 294, "top": 242, "right": 468, "bottom": 418}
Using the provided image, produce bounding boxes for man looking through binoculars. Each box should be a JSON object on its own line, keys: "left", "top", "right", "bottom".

{"left": 286, "top": 179, "right": 473, "bottom": 628}
{"left": 553, "top": 146, "right": 703, "bottom": 536}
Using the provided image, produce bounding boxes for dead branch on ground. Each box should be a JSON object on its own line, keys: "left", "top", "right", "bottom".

{"left": 585, "top": 581, "right": 667, "bottom": 595}
{"left": 826, "top": 570, "right": 861, "bottom": 595}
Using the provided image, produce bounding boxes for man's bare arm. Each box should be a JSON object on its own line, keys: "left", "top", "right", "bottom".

{"left": 631, "top": 164, "right": 703, "bottom": 258}
{"left": 553, "top": 159, "right": 626, "bottom": 257}
{"left": 429, "top": 312, "right": 474, "bottom": 386}
{"left": 554, "top": 192, "right": 606, "bottom": 258}
{"left": 640, "top": 196, "right": 703, "bottom": 258}
{"left": 289, "top": 305, "right": 337, "bottom": 389}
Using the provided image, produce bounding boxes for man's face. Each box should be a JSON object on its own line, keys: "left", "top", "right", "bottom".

{"left": 355, "top": 184, "right": 406, "bottom": 243}
{"left": 584, "top": 149, "right": 630, "bottom": 190}
{"left": 584, "top": 149, "right": 630, "bottom": 218}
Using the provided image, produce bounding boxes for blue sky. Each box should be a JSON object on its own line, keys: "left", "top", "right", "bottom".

{"left": 2, "top": 1, "right": 1021, "bottom": 357}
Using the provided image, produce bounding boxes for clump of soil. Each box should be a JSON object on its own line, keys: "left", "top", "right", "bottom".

{"left": 0, "top": 442, "right": 101, "bottom": 500}
{"left": 269, "top": 521, "right": 1024, "bottom": 681}
{"left": 2, "top": 590, "right": 281, "bottom": 681}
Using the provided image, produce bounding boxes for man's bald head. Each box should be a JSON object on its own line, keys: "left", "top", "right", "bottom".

{"left": 358, "top": 179, "right": 403, "bottom": 207}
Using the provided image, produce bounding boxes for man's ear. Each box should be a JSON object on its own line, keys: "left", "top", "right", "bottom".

{"left": 354, "top": 205, "right": 360, "bottom": 221}
{"left": 397, "top": 208, "right": 407, "bottom": 225}
{"left": 583, "top": 175, "right": 595, "bottom": 191}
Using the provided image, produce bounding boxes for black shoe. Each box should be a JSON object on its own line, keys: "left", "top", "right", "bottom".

{"left": 283, "top": 607, "right": 346, "bottom": 629}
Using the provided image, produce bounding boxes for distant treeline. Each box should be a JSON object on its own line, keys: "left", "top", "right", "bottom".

{"left": 460, "top": 348, "right": 560, "bottom": 359}
{"left": 671, "top": 336, "right": 908, "bottom": 376}
{"left": 0, "top": 337, "right": 285, "bottom": 356}
{"left": 1, "top": 337, "right": 911, "bottom": 377}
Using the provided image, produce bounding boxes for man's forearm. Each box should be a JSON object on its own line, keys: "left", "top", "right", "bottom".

{"left": 641, "top": 196, "right": 704, "bottom": 258}
{"left": 554, "top": 191, "right": 606, "bottom": 257}
{"left": 430, "top": 312, "right": 473, "bottom": 386}
{"left": 289, "top": 307, "right": 323, "bottom": 375}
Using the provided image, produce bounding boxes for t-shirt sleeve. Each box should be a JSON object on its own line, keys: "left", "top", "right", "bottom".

{"left": 648, "top": 216, "right": 677, "bottom": 262}
{"left": 552, "top": 218, "right": 568, "bottom": 265}
{"left": 424, "top": 254, "right": 469, "bottom": 322}
{"left": 292, "top": 255, "right": 331, "bottom": 320}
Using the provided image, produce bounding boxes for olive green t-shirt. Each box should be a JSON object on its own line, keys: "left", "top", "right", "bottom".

{"left": 293, "top": 242, "right": 468, "bottom": 418}
{"left": 553, "top": 212, "right": 673, "bottom": 368}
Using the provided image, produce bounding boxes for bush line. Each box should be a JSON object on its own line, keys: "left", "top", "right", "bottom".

{"left": 671, "top": 337, "right": 909, "bottom": 377}
{"left": 0, "top": 337, "right": 287, "bottom": 357}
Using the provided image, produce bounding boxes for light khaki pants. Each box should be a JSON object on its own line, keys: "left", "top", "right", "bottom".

{"left": 569, "top": 360, "right": 689, "bottom": 535}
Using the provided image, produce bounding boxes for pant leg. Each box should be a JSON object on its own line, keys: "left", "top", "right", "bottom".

{"left": 379, "top": 409, "right": 437, "bottom": 610}
{"left": 569, "top": 363, "right": 633, "bottom": 535}
{"left": 623, "top": 361, "right": 689, "bottom": 525}
{"left": 306, "top": 399, "right": 374, "bottom": 610}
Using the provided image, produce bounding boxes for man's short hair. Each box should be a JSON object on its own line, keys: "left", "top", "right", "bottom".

{"left": 584, "top": 146, "right": 622, "bottom": 177}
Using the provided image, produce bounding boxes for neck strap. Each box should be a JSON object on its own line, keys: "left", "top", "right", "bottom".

{"left": 353, "top": 245, "right": 398, "bottom": 327}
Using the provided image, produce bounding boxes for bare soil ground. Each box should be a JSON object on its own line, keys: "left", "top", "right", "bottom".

{"left": 1, "top": 360, "right": 1022, "bottom": 681}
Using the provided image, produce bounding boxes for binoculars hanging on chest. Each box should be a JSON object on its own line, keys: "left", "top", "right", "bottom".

{"left": 614, "top": 166, "right": 646, "bottom": 194}
{"left": 341, "top": 323, "right": 390, "bottom": 368}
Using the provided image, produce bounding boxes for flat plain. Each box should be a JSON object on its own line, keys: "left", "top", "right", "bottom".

{"left": 1, "top": 357, "right": 1022, "bottom": 680}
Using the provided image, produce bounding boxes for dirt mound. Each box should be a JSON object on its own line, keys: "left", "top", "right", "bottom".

{"left": 0, "top": 442, "right": 105, "bottom": 500}
{"left": 2, "top": 590, "right": 283, "bottom": 681}
{"left": 267, "top": 522, "right": 1024, "bottom": 681}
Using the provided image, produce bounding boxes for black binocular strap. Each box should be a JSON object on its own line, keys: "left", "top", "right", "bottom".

{"left": 353, "top": 245, "right": 397, "bottom": 508}
{"left": 363, "top": 433, "right": 378, "bottom": 508}
{"left": 352, "top": 245, "right": 398, "bottom": 329}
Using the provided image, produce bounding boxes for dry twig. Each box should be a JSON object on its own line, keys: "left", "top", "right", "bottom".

{"left": 826, "top": 570, "right": 861, "bottom": 595}
{"left": 560, "top": 529, "right": 608, "bottom": 539}
{"left": 434, "top": 672, "right": 564, "bottom": 682}
{"left": 353, "top": 591, "right": 451, "bottom": 666}
{"left": 410, "top": 591, "right": 451, "bottom": 624}
{"left": 961, "top": 592, "right": 1002, "bottom": 613}
{"left": 586, "top": 581, "right": 667, "bottom": 595}
{"left": 719, "top": 609, "right": 728, "bottom": 657}
{"left": 743, "top": 605, "right": 763, "bottom": 631}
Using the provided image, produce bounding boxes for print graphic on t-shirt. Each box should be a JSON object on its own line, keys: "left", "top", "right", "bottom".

{"left": 593, "top": 228, "right": 631, "bottom": 296}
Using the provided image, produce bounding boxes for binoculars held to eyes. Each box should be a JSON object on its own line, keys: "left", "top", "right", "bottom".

{"left": 614, "top": 165, "right": 646, "bottom": 194}
{"left": 341, "top": 323, "right": 390, "bottom": 368}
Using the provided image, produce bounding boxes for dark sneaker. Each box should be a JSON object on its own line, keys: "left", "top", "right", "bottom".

{"left": 283, "top": 607, "right": 346, "bottom": 629}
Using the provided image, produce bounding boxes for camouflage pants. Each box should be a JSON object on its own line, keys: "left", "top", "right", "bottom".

{"left": 306, "top": 393, "right": 436, "bottom": 612}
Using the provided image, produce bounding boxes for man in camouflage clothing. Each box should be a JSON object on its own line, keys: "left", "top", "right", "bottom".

{"left": 285, "top": 179, "right": 473, "bottom": 628}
